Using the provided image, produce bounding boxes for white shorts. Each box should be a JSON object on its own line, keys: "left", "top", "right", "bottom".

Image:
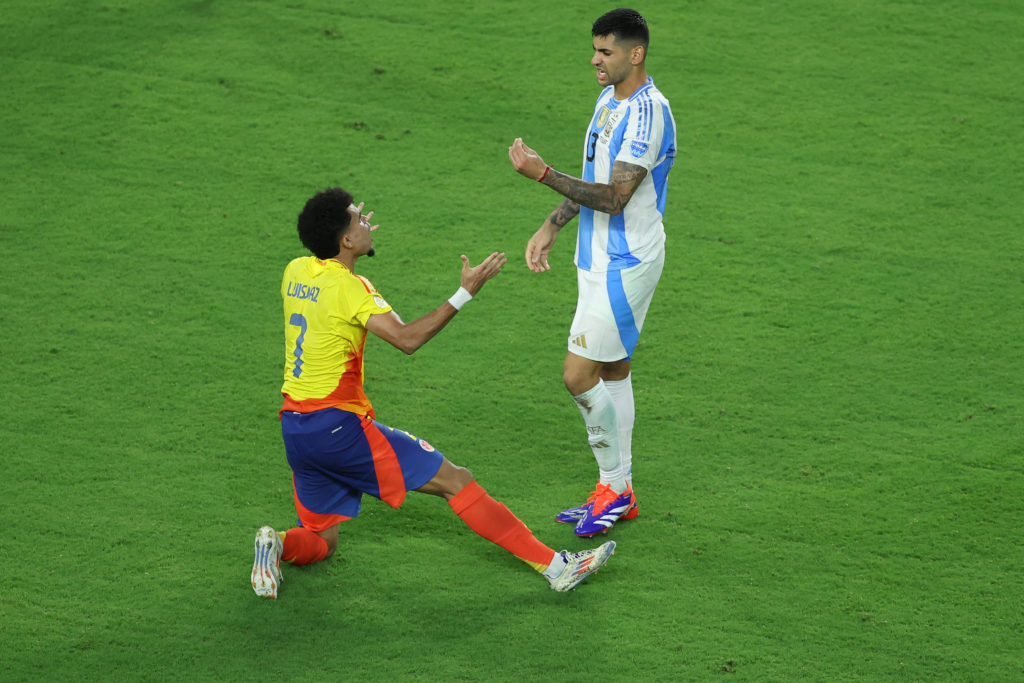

{"left": 568, "top": 254, "right": 665, "bottom": 362}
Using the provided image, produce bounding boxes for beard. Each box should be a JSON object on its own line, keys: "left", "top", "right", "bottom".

{"left": 367, "top": 247, "right": 375, "bottom": 257}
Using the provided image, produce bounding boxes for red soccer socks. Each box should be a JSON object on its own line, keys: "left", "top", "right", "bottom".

{"left": 448, "top": 480, "right": 555, "bottom": 571}
{"left": 281, "top": 526, "right": 329, "bottom": 566}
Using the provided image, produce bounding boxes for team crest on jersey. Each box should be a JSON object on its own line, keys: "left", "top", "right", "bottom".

{"left": 601, "top": 111, "right": 624, "bottom": 143}
{"left": 418, "top": 439, "right": 436, "bottom": 452}
{"left": 630, "top": 140, "right": 649, "bottom": 157}
{"left": 595, "top": 106, "right": 611, "bottom": 129}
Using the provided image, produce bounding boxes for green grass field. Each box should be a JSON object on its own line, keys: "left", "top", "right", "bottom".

{"left": 3, "top": 0, "right": 1022, "bottom": 679}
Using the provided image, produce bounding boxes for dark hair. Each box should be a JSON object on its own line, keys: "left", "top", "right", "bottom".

{"left": 296, "top": 188, "right": 354, "bottom": 259}
{"left": 592, "top": 8, "right": 649, "bottom": 48}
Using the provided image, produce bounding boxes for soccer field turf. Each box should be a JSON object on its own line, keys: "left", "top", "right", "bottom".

{"left": 3, "top": 1, "right": 1022, "bottom": 679}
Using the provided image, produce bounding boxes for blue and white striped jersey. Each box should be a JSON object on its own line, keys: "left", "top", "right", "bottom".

{"left": 576, "top": 77, "right": 676, "bottom": 272}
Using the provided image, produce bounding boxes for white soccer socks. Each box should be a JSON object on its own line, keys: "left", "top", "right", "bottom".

{"left": 603, "top": 373, "right": 634, "bottom": 486}
{"left": 541, "top": 551, "right": 568, "bottom": 579}
{"left": 572, "top": 379, "right": 627, "bottom": 493}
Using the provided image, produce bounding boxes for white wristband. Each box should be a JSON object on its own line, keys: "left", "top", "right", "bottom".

{"left": 447, "top": 286, "right": 473, "bottom": 311}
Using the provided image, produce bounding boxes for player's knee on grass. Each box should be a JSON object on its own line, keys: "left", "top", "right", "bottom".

{"left": 316, "top": 526, "right": 339, "bottom": 559}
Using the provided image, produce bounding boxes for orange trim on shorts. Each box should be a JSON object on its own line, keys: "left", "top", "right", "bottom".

{"left": 292, "top": 476, "right": 351, "bottom": 532}
{"left": 361, "top": 418, "right": 408, "bottom": 509}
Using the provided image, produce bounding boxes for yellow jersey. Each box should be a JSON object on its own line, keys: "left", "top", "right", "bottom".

{"left": 280, "top": 257, "right": 392, "bottom": 417}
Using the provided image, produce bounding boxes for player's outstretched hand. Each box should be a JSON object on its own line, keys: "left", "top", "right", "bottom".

{"left": 508, "top": 138, "right": 549, "bottom": 181}
{"left": 460, "top": 252, "right": 508, "bottom": 296}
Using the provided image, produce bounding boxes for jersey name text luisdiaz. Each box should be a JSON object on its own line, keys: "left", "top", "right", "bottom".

{"left": 280, "top": 257, "right": 391, "bottom": 417}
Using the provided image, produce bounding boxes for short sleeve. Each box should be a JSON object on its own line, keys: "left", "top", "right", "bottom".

{"left": 349, "top": 274, "right": 393, "bottom": 326}
{"left": 615, "top": 97, "right": 665, "bottom": 171}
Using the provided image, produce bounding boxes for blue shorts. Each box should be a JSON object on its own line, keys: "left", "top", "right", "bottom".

{"left": 280, "top": 408, "right": 445, "bottom": 531}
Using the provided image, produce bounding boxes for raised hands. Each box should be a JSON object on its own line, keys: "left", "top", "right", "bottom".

{"left": 508, "top": 138, "right": 549, "bottom": 182}
{"left": 459, "top": 251, "right": 508, "bottom": 296}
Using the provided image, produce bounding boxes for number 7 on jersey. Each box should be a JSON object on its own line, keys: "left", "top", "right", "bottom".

{"left": 288, "top": 313, "right": 307, "bottom": 378}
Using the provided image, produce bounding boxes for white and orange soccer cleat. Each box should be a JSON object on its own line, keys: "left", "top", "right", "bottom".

{"left": 546, "top": 540, "right": 616, "bottom": 592}
{"left": 251, "top": 526, "right": 284, "bottom": 598}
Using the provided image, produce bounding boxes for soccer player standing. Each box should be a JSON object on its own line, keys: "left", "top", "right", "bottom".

{"left": 251, "top": 188, "right": 615, "bottom": 598}
{"left": 508, "top": 9, "right": 676, "bottom": 537}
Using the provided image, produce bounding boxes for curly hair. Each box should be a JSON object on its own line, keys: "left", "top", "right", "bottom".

{"left": 296, "top": 188, "right": 354, "bottom": 259}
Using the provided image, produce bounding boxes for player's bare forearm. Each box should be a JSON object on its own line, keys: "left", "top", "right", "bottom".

{"left": 366, "top": 252, "right": 506, "bottom": 354}
{"left": 542, "top": 162, "right": 647, "bottom": 215}
{"left": 366, "top": 308, "right": 456, "bottom": 355}
{"left": 547, "top": 198, "right": 581, "bottom": 229}
{"left": 509, "top": 138, "right": 645, "bottom": 214}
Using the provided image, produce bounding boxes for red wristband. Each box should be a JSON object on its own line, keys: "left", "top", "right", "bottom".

{"left": 538, "top": 165, "right": 551, "bottom": 183}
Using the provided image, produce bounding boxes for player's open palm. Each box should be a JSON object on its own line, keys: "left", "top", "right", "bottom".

{"left": 460, "top": 252, "right": 508, "bottom": 295}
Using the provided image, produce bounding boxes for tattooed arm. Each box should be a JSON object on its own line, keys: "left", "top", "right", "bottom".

{"left": 542, "top": 161, "right": 647, "bottom": 215}
{"left": 508, "top": 137, "right": 647, "bottom": 215}
{"left": 548, "top": 198, "right": 581, "bottom": 228}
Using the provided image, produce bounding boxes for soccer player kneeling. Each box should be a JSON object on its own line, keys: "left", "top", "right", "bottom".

{"left": 251, "top": 188, "right": 615, "bottom": 598}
